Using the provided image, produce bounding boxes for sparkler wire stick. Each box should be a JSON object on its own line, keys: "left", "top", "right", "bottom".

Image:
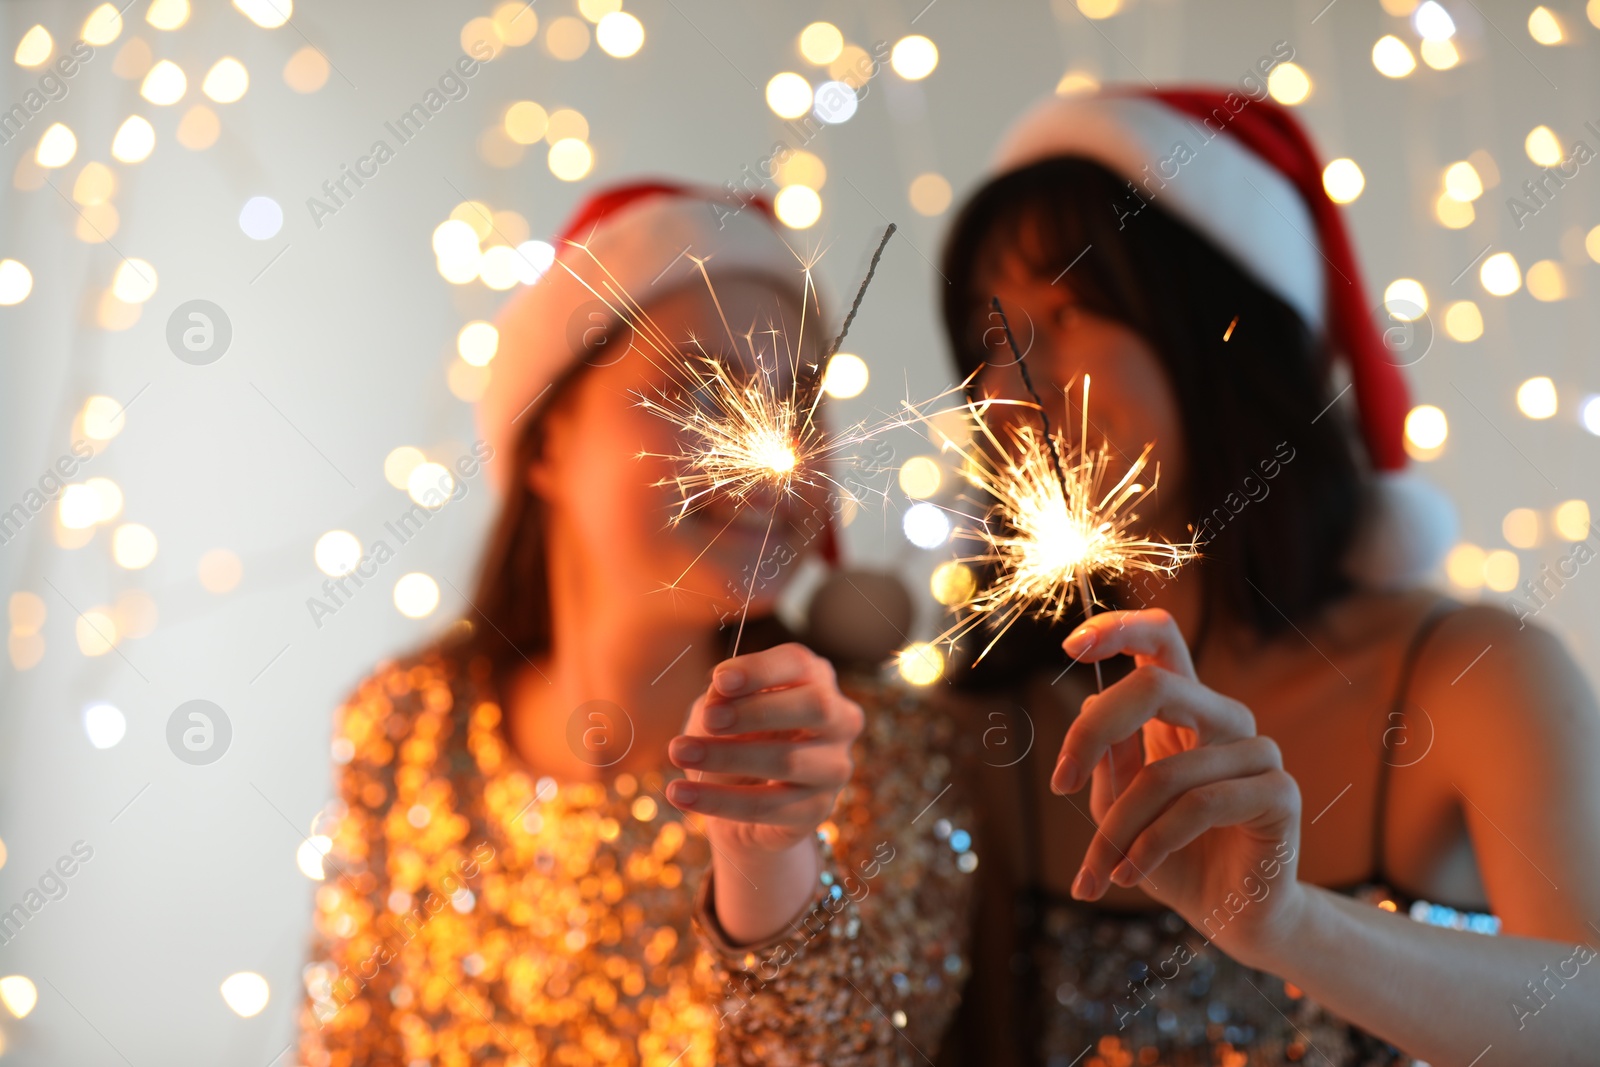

{"left": 990, "top": 297, "right": 1069, "bottom": 500}
{"left": 825, "top": 224, "right": 896, "bottom": 362}
{"left": 990, "top": 296, "right": 1106, "bottom": 694}
{"left": 730, "top": 507, "right": 780, "bottom": 658}
{"left": 725, "top": 223, "right": 897, "bottom": 658}
{"left": 798, "top": 223, "right": 897, "bottom": 423}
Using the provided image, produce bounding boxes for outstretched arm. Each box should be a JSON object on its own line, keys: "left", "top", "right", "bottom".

{"left": 1246, "top": 607, "right": 1600, "bottom": 1065}
{"left": 1058, "top": 606, "right": 1600, "bottom": 1067}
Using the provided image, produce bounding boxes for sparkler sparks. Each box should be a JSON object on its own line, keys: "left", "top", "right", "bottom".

{"left": 933, "top": 394, "right": 1196, "bottom": 664}
{"left": 636, "top": 223, "right": 897, "bottom": 529}
{"left": 553, "top": 222, "right": 908, "bottom": 654}
{"left": 931, "top": 302, "right": 1198, "bottom": 668}
{"left": 636, "top": 348, "right": 814, "bottom": 523}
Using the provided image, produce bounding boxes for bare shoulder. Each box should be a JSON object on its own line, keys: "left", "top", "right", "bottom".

{"left": 1402, "top": 601, "right": 1600, "bottom": 935}
{"left": 1312, "top": 588, "right": 1599, "bottom": 765}
{"left": 1404, "top": 597, "right": 1600, "bottom": 851}
{"left": 1317, "top": 587, "right": 1581, "bottom": 689}
{"left": 1410, "top": 600, "right": 1596, "bottom": 732}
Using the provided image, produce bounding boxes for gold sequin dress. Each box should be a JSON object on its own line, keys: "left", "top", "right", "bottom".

{"left": 296, "top": 643, "right": 977, "bottom": 1067}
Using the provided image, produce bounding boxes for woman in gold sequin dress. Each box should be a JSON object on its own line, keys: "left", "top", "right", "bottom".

{"left": 931, "top": 89, "right": 1600, "bottom": 1066}
{"left": 295, "top": 183, "right": 977, "bottom": 1067}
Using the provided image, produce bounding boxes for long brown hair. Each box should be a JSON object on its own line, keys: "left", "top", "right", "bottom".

{"left": 459, "top": 365, "right": 581, "bottom": 679}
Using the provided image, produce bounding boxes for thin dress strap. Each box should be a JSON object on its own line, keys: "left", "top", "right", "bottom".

{"left": 1370, "top": 599, "right": 1461, "bottom": 884}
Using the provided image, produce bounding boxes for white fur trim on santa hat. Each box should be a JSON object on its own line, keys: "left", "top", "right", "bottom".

{"left": 477, "top": 194, "right": 804, "bottom": 493}
{"left": 992, "top": 95, "right": 1325, "bottom": 330}
{"left": 1342, "top": 470, "right": 1458, "bottom": 589}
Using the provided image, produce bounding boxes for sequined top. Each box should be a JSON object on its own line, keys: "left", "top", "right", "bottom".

{"left": 1022, "top": 884, "right": 1418, "bottom": 1067}
{"left": 1019, "top": 872, "right": 1496, "bottom": 1067}
{"left": 295, "top": 642, "right": 977, "bottom": 1067}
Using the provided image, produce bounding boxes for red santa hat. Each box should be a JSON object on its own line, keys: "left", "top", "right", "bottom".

{"left": 990, "top": 88, "right": 1456, "bottom": 589}
{"left": 477, "top": 180, "right": 841, "bottom": 564}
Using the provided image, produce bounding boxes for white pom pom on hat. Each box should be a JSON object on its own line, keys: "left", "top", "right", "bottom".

{"left": 988, "top": 87, "right": 1457, "bottom": 589}
{"left": 1344, "top": 472, "right": 1459, "bottom": 590}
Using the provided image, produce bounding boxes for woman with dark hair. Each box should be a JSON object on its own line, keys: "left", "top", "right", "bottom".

{"left": 295, "top": 183, "right": 975, "bottom": 1066}
{"left": 935, "top": 91, "right": 1600, "bottom": 1066}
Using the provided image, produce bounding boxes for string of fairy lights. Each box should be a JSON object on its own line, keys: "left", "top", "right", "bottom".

{"left": 0, "top": 0, "right": 1598, "bottom": 1039}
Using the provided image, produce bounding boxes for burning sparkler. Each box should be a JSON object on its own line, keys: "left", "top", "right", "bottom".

{"left": 932, "top": 299, "right": 1198, "bottom": 670}
{"left": 634, "top": 224, "right": 896, "bottom": 525}
{"left": 555, "top": 222, "right": 905, "bottom": 654}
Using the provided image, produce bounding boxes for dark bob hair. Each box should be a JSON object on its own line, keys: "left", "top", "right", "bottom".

{"left": 939, "top": 156, "right": 1365, "bottom": 677}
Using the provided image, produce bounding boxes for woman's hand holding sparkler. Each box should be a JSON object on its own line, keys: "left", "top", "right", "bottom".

{"left": 1051, "top": 607, "right": 1309, "bottom": 966}
{"left": 665, "top": 643, "right": 864, "bottom": 943}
